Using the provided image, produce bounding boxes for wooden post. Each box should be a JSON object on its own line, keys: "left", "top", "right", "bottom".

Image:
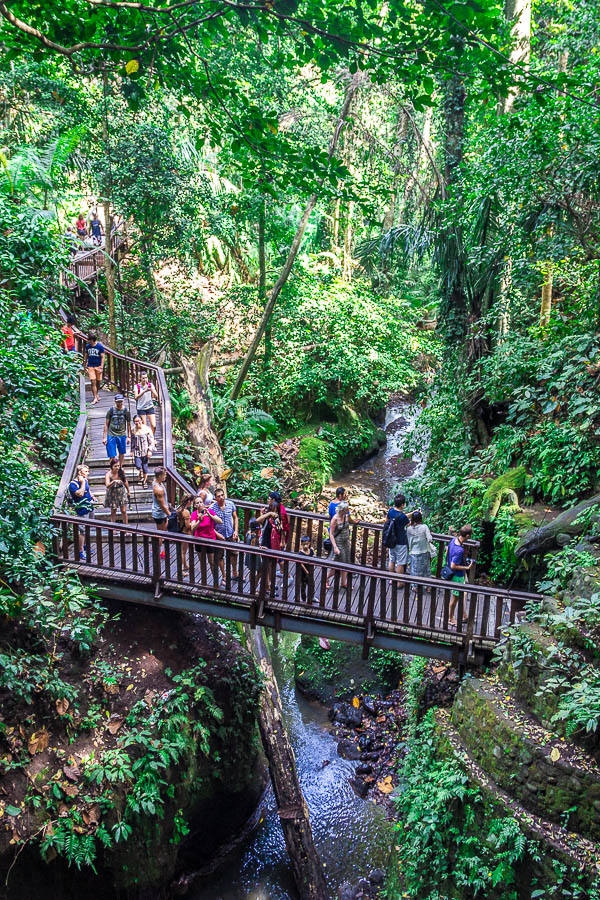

{"left": 243, "top": 626, "right": 328, "bottom": 900}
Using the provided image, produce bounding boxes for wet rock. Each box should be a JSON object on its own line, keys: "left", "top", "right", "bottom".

{"left": 369, "top": 869, "right": 385, "bottom": 886}
{"left": 351, "top": 777, "right": 369, "bottom": 798}
{"left": 356, "top": 763, "right": 373, "bottom": 775}
{"left": 363, "top": 697, "right": 378, "bottom": 716}
{"left": 339, "top": 882, "right": 355, "bottom": 900}
{"left": 337, "top": 739, "right": 361, "bottom": 760}
{"left": 331, "top": 702, "right": 363, "bottom": 728}
{"left": 362, "top": 750, "right": 380, "bottom": 761}
{"left": 358, "top": 734, "right": 373, "bottom": 751}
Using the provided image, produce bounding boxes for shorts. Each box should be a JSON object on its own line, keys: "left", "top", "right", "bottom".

{"left": 75, "top": 508, "right": 92, "bottom": 518}
{"left": 134, "top": 455, "right": 149, "bottom": 474}
{"left": 388, "top": 544, "right": 408, "bottom": 567}
{"left": 152, "top": 514, "right": 167, "bottom": 525}
{"left": 106, "top": 434, "right": 127, "bottom": 457}
{"left": 88, "top": 366, "right": 103, "bottom": 381}
{"left": 137, "top": 406, "right": 155, "bottom": 417}
{"left": 451, "top": 573, "right": 465, "bottom": 597}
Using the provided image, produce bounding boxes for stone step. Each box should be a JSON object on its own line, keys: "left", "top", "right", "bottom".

{"left": 86, "top": 455, "right": 164, "bottom": 469}
{"left": 451, "top": 675, "right": 600, "bottom": 842}
{"left": 437, "top": 708, "right": 600, "bottom": 881}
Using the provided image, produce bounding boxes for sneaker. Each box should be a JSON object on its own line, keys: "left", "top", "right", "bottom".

{"left": 160, "top": 550, "right": 166, "bottom": 559}
{"left": 79, "top": 552, "right": 86, "bottom": 561}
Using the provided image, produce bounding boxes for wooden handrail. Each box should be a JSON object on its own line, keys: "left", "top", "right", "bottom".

{"left": 51, "top": 512, "right": 538, "bottom": 648}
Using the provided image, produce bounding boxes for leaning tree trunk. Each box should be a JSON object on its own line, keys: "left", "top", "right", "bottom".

{"left": 229, "top": 74, "right": 362, "bottom": 405}
{"left": 181, "top": 340, "right": 226, "bottom": 479}
{"left": 244, "top": 626, "right": 328, "bottom": 900}
{"left": 101, "top": 66, "right": 117, "bottom": 349}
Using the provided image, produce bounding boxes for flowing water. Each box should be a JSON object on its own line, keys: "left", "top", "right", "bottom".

{"left": 191, "top": 401, "right": 423, "bottom": 899}
{"left": 191, "top": 633, "right": 394, "bottom": 900}
{"left": 329, "top": 397, "right": 427, "bottom": 504}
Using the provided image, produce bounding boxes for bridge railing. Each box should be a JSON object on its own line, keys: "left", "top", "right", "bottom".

{"left": 232, "top": 500, "right": 479, "bottom": 578}
{"left": 62, "top": 222, "right": 127, "bottom": 291}
{"left": 51, "top": 513, "right": 537, "bottom": 654}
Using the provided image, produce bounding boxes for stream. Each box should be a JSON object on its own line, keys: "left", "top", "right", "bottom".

{"left": 192, "top": 400, "right": 422, "bottom": 900}
{"left": 192, "top": 633, "right": 394, "bottom": 900}
{"left": 329, "top": 397, "right": 427, "bottom": 503}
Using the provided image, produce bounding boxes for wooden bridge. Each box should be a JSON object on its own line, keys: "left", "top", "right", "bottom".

{"left": 51, "top": 318, "right": 538, "bottom": 665}
{"left": 62, "top": 222, "right": 127, "bottom": 298}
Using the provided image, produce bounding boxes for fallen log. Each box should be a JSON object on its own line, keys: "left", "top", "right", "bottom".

{"left": 515, "top": 494, "right": 600, "bottom": 558}
{"left": 243, "top": 626, "right": 328, "bottom": 900}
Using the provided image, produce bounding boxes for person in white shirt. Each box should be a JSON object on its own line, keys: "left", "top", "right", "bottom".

{"left": 406, "top": 510, "right": 435, "bottom": 577}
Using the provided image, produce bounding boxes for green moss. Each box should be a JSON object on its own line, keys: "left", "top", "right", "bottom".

{"left": 483, "top": 466, "right": 530, "bottom": 521}
{"left": 297, "top": 435, "right": 334, "bottom": 489}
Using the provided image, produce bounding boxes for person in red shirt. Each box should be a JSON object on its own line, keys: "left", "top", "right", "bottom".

{"left": 76, "top": 213, "right": 87, "bottom": 239}
{"left": 61, "top": 315, "right": 76, "bottom": 352}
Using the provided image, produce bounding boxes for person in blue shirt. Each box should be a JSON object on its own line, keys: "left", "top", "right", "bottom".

{"left": 447, "top": 525, "right": 475, "bottom": 625}
{"left": 328, "top": 486, "right": 347, "bottom": 521}
{"left": 68, "top": 464, "right": 99, "bottom": 560}
{"left": 85, "top": 332, "right": 105, "bottom": 405}
{"left": 386, "top": 493, "right": 410, "bottom": 574}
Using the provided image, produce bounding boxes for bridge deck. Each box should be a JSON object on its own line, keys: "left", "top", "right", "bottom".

{"left": 51, "top": 325, "right": 538, "bottom": 663}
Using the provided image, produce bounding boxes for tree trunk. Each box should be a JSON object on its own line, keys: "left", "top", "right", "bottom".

{"left": 342, "top": 198, "right": 354, "bottom": 281}
{"left": 229, "top": 76, "right": 361, "bottom": 404}
{"left": 258, "top": 196, "right": 272, "bottom": 372}
{"left": 440, "top": 69, "right": 468, "bottom": 342}
{"left": 332, "top": 196, "right": 341, "bottom": 257}
{"left": 399, "top": 104, "right": 434, "bottom": 217}
{"left": 244, "top": 626, "right": 328, "bottom": 899}
{"left": 498, "top": 0, "right": 531, "bottom": 115}
{"left": 539, "top": 264, "right": 553, "bottom": 330}
{"left": 181, "top": 341, "right": 226, "bottom": 479}
{"left": 101, "top": 67, "right": 117, "bottom": 349}
{"left": 496, "top": 0, "right": 531, "bottom": 336}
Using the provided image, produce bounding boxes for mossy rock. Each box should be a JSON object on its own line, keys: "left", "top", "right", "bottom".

{"left": 451, "top": 676, "right": 600, "bottom": 841}
{"left": 483, "top": 466, "right": 530, "bottom": 522}
{"left": 496, "top": 622, "right": 563, "bottom": 728}
{"left": 297, "top": 435, "right": 333, "bottom": 489}
{"left": 294, "top": 635, "right": 403, "bottom": 703}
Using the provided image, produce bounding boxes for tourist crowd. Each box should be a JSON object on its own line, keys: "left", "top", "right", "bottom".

{"left": 66, "top": 332, "right": 475, "bottom": 615}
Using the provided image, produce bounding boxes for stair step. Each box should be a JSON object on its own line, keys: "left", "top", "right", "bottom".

{"left": 86, "top": 456, "right": 164, "bottom": 468}
{"left": 437, "top": 708, "right": 600, "bottom": 877}
{"left": 451, "top": 674, "right": 600, "bottom": 842}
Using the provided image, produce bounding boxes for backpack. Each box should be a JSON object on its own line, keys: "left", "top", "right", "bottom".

{"left": 382, "top": 515, "right": 398, "bottom": 549}
{"left": 167, "top": 510, "right": 180, "bottom": 533}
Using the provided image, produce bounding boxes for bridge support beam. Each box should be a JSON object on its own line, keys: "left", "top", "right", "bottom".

{"left": 91, "top": 582, "right": 483, "bottom": 663}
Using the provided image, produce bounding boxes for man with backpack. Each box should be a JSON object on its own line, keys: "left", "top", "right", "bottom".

{"left": 383, "top": 493, "right": 410, "bottom": 574}
{"left": 102, "top": 394, "right": 131, "bottom": 465}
